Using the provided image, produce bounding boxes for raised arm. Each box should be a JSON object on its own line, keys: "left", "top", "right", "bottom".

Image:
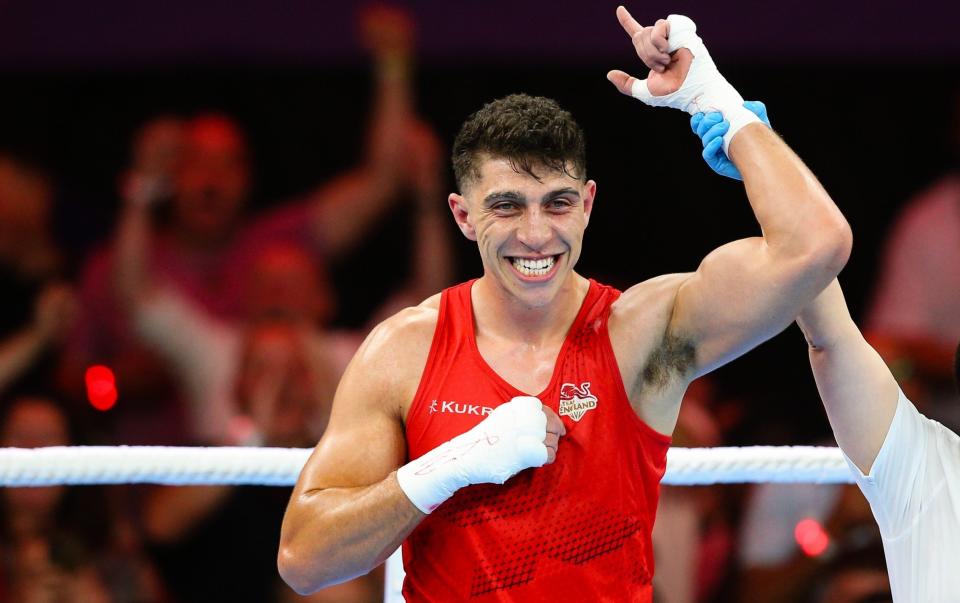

{"left": 608, "top": 10, "right": 851, "bottom": 377}
{"left": 796, "top": 280, "right": 900, "bottom": 473}
{"left": 113, "top": 117, "right": 183, "bottom": 311}
{"left": 307, "top": 5, "right": 415, "bottom": 260}
{"left": 672, "top": 121, "right": 851, "bottom": 375}
{"left": 366, "top": 119, "right": 454, "bottom": 325}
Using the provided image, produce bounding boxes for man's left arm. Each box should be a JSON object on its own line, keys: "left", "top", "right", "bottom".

{"left": 607, "top": 10, "right": 851, "bottom": 375}
{"left": 672, "top": 122, "right": 852, "bottom": 376}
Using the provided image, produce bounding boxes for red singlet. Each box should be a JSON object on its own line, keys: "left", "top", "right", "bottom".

{"left": 402, "top": 279, "right": 671, "bottom": 602}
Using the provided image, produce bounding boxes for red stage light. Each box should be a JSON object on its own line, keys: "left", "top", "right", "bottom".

{"left": 794, "top": 518, "right": 830, "bottom": 557}
{"left": 85, "top": 365, "right": 118, "bottom": 411}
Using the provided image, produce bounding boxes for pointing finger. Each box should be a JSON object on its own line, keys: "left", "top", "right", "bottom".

{"left": 615, "top": 5, "right": 644, "bottom": 38}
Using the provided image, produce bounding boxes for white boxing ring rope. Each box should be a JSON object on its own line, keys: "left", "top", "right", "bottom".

{"left": 0, "top": 445, "right": 855, "bottom": 487}
{"left": 0, "top": 445, "right": 856, "bottom": 602}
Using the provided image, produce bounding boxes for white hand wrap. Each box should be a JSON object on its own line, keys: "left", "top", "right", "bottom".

{"left": 396, "top": 396, "right": 548, "bottom": 514}
{"left": 630, "top": 14, "right": 761, "bottom": 154}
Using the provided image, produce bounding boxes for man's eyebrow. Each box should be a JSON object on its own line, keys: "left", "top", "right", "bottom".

{"left": 483, "top": 191, "right": 525, "bottom": 206}
{"left": 542, "top": 187, "right": 581, "bottom": 202}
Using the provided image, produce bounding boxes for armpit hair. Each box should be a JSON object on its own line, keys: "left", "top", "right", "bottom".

{"left": 642, "top": 333, "right": 696, "bottom": 389}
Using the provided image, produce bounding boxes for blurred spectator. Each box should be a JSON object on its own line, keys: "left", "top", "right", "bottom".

{"left": 0, "top": 152, "right": 62, "bottom": 312}
{"left": 0, "top": 153, "right": 76, "bottom": 395}
{"left": 141, "top": 321, "right": 380, "bottom": 603}
{"left": 62, "top": 4, "right": 419, "bottom": 443}
{"left": 0, "top": 284, "right": 76, "bottom": 396}
{"left": 117, "top": 115, "right": 450, "bottom": 444}
{"left": 865, "top": 95, "right": 960, "bottom": 427}
{"left": 652, "top": 377, "right": 739, "bottom": 603}
{"left": 866, "top": 174, "right": 960, "bottom": 420}
{"left": 0, "top": 395, "right": 165, "bottom": 602}
{"left": 737, "top": 475, "right": 881, "bottom": 603}
{"left": 806, "top": 545, "right": 891, "bottom": 603}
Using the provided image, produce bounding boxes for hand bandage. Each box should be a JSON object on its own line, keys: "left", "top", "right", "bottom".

{"left": 631, "top": 15, "right": 762, "bottom": 153}
{"left": 396, "top": 396, "right": 548, "bottom": 514}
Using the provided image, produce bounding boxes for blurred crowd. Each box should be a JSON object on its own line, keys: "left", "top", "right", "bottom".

{"left": 0, "top": 5, "right": 957, "bottom": 603}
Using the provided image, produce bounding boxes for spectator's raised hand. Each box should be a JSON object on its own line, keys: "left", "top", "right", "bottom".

{"left": 358, "top": 4, "right": 415, "bottom": 60}
{"left": 122, "top": 117, "right": 184, "bottom": 206}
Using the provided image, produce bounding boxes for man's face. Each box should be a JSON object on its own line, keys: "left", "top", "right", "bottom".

{"left": 173, "top": 117, "right": 250, "bottom": 241}
{"left": 449, "top": 156, "right": 595, "bottom": 309}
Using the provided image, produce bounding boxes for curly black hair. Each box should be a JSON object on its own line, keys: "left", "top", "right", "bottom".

{"left": 451, "top": 94, "right": 586, "bottom": 191}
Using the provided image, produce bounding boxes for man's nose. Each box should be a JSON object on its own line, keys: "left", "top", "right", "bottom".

{"left": 516, "top": 209, "right": 551, "bottom": 249}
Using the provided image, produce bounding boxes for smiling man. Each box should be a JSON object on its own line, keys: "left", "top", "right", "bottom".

{"left": 279, "top": 10, "right": 852, "bottom": 602}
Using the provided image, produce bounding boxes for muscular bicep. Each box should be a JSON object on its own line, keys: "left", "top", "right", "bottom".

{"left": 672, "top": 236, "right": 832, "bottom": 376}
{"left": 291, "top": 303, "right": 437, "bottom": 498}
{"left": 293, "top": 363, "right": 407, "bottom": 499}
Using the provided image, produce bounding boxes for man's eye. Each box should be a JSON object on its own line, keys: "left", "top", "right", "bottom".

{"left": 493, "top": 202, "right": 517, "bottom": 212}
{"left": 550, "top": 198, "right": 572, "bottom": 208}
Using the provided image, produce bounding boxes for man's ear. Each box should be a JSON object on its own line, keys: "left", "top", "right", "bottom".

{"left": 582, "top": 179, "right": 597, "bottom": 226}
{"left": 448, "top": 193, "right": 477, "bottom": 241}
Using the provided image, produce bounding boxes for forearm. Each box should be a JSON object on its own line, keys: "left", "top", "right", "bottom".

{"left": 311, "top": 168, "right": 400, "bottom": 259}
{"left": 729, "top": 125, "right": 851, "bottom": 267}
{"left": 797, "top": 283, "right": 899, "bottom": 473}
{"left": 367, "top": 50, "right": 412, "bottom": 169}
{"left": 278, "top": 472, "right": 423, "bottom": 595}
{"left": 313, "top": 50, "right": 412, "bottom": 259}
{"left": 113, "top": 202, "right": 153, "bottom": 310}
{"left": 411, "top": 193, "right": 453, "bottom": 298}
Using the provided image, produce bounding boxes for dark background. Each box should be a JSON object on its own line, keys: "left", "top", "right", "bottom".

{"left": 1, "top": 0, "right": 958, "bottom": 444}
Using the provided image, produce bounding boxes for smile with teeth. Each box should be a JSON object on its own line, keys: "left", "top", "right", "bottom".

{"left": 510, "top": 255, "right": 558, "bottom": 277}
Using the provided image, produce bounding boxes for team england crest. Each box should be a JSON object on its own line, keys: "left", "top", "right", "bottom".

{"left": 559, "top": 382, "right": 598, "bottom": 421}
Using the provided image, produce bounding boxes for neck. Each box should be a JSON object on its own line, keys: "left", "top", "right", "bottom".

{"left": 472, "top": 272, "right": 590, "bottom": 346}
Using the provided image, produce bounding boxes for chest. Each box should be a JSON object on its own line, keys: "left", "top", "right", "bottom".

{"left": 408, "top": 333, "right": 618, "bottom": 459}
{"left": 475, "top": 336, "right": 563, "bottom": 395}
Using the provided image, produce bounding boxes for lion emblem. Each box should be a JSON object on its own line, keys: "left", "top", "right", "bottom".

{"left": 558, "top": 382, "right": 598, "bottom": 421}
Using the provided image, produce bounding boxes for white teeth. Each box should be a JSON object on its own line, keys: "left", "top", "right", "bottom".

{"left": 511, "top": 256, "right": 556, "bottom": 276}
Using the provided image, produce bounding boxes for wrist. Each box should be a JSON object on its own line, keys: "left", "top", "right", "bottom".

{"left": 721, "top": 104, "right": 764, "bottom": 154}
{"left": 375, "top": 53, "right": 410, "bottom": 81}
{"left": 396, "top": 447, "right": 467, "bottom": 514}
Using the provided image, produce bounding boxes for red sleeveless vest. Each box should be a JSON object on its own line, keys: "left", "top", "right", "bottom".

{"left": 402, "top": 279, "right": 671, "bottom": 602}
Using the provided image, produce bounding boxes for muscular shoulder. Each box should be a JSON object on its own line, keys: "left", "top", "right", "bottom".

{"left": 344, "top": 293, "right": 441, "bottom": 417}
{"left": 609, "top": 273, "right": 696, "bottom": 397}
